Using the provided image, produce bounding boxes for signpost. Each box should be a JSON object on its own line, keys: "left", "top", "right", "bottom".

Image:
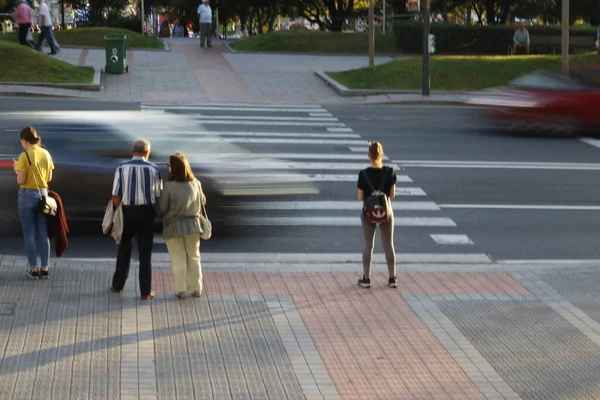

{"left": 141, "top": 0, "right": 145, "bottom": 35}
{"left": 561, "top": 0, "right": 569, "bottom": 75}
{"left": 421, "top": 0, "right": 431, "bottom": 96}
{"left": 368, "top": 0, "right": 375, "bottom": 67}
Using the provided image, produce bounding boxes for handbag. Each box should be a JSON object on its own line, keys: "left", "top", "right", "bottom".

{"left": 196, "top": 180, "right": 211, "bottom": 240}
{"left": 25, "top": 152, "right": 58, "bottom": 217}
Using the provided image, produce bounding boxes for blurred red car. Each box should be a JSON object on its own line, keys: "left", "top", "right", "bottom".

{"left": 467, "top": 66, "right": 600, "bottom": 135}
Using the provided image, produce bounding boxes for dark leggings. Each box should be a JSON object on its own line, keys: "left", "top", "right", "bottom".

{"left": 361, "top": 213, "right": 396, "bottom": 278}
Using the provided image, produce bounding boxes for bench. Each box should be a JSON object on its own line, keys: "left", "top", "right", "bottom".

{"left": 508, "top": 35, "right": 594, "bottom": 55}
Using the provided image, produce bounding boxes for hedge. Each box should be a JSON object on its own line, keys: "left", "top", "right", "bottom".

{"left": 392, "top": 21, "right": 597, "bottom": 55}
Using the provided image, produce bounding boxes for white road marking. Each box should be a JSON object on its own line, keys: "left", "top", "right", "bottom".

{"left": 187, "top": 137, "right": 367, "bottom": 145}
{"left": 144, "top": 106, "right": 327, "bottom": 113}
{"left": 439, "top": 204, "right": 600, "bottom": 210}
{"left": 142, "top": 102, "right": 322, "bottom": 109}
{"left": 178, "top": 131, "right": 363, "bottom": 138}
{"left": 309, "top": 112, "right": 334, "bottom": 117}
{"left": 229, "top": 201, "right": 440, "bottom": 211}
{"left": 396, "top": 187, "right": 427, "bottom": 196}
{"left": 193, "top": 115, "right": 339, "bottom": 121}
{"left": 209, "top": 173, "right": 412, "bottom": 182}
{"left": 348, "top": 147, "right": 368, "bottom": 152}
{"left": 393, "top": 160, "right": 600, "bottom": 170}
{"left": 496, "top": 259, "right": 600, "bottom": 265}
{"left": 230, "top": 217, "right": 456, "bottom": 226}
{"left": 580, "top": 138, "right": 600, "bottom": 150}
{"left": 196, "top": 153, "right": 389, "bottom": 161}
{"left": 430, "top": 234, "right": 474, "bottom": 245}
{"left": 148, "top": 252, "right": 493, "bottom": 264}
{"left": 193, "top": 120, "right": 347, "bottom": 127}
{"left": 198, "top": 161, "right": 400, "bottom": 170}
{"left": 328, "top": 127, "right": 354, "bottom": 132}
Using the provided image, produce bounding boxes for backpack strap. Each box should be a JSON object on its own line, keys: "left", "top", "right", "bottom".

{"left": 362, "top": 168, "right": 391, "bottom": 193}
{"left": 378, "top": 167, "right": 391, "bottom": 191}
{"left": 361, "top": 170, "right": 376, "bottom": 191}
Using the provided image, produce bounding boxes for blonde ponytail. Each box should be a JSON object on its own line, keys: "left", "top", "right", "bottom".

{"left": 368, "top": 141, "right": 384, "bottom": 168}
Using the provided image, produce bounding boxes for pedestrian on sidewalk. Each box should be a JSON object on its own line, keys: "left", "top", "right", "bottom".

{"left": 159, "top": 153, "right": 207, "bottom": 299}
{"left": 110, "top": 139, "right": 163, "bottom": 300}
{"left": 13, "top": 126, "right": 55, "bottom": 280}
{"left": 357, "top": 141, "right": 398, "bottom": 289}
{"left": 12, "top": 0, "right": 34, "bottom": 48}
{"left": 35, "top": 0, "right": 59, "bottom": 55}
{"left": 197, "top": 0, "right": 212, "bottom": 48}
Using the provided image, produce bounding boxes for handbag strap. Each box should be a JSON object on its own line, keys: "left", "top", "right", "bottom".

{"left": 196, "top": 179, "right": 208, "bottom": 218}
{"left": 24, "top": 151, "right": 43, "bottom": 196}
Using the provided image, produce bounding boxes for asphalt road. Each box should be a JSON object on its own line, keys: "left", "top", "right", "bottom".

{"left": 1, "top": 98, "right": 600, "bottom": 261}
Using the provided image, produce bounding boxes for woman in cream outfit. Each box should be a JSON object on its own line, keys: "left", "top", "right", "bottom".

{"left": 159, "top": 153, "right": 206, "bottom": 299}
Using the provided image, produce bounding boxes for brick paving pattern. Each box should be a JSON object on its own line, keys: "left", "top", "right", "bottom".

{"left": 1, "top": 254, "right": 600, "bottom": 399}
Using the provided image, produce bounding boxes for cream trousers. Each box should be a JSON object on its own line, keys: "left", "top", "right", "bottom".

{"left": 165, "top": 234, "right": 203, "bottom": 293}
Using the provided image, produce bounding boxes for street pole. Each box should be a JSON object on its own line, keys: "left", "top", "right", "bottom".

{"left": 60, "top": 0, "right": 65, "bottom": 30}
{"left": 382, "top": 0, "right": 386, "bottom": 34}
{"left": 141, "top": 0, "right": 145, "bottom": 35}
{"left": 422, "top": 0, "right": 430, "bottom": 96}
{"left": 561, "top": 0, "right": 569, "bottom": 75}
{"left": 368, "top": 0, "right": 375, "bottom": 67}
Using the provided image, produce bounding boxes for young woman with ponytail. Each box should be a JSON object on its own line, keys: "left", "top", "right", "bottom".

{"left": 356, "top": 141, "right": 397, "bottom": 288}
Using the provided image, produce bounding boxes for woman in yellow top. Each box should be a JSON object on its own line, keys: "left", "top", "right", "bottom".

{"left": 13, "top": 126, "right": 55, "bottom": 280}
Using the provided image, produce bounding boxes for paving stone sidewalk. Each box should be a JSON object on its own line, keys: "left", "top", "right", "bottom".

{"left": 0, "top": 39, "right": 396, "bottom": 104}
{"left": 1, "top": 254, "right": 600, "bottom": 400}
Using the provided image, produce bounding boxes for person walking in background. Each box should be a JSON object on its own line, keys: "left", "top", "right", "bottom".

{"left": 12, "top": 0, "right": 34, "bottom": 48}
{"left": 159, "top": 153, "right": 206, "bottom": 299}
{"left": 357, "top": 141, "right": 398, "bottom": 289}
{"left": 110, "top": 139, "right": 162, "bottom": 300}
{"left": 13, "top": 126, "right": 55, "bottom": 280}
{"left": 513, "top": 22, "right": 530, "bottom": 55}
{"left": 36, "top": 0, "right": 59, "bottom": 55}
{"left": 197, "top": 0, "right": 212, "bottom": 47}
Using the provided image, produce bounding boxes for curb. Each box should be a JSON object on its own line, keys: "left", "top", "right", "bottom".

{"left": 222, "top": 40, "right": 401, "bottom": 57}
{"left": 56, "top": 44, "right": 169, "bottom": 52}
{"left": 0, "top": 67, "right": 103, "bottom": 91}
{"left": 314, "top": 70, "right": 471, "bottom": 98}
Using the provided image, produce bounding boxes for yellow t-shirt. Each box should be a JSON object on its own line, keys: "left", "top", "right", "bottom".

{"left": 14, "top": 147, "right": 55, "bottom": 190}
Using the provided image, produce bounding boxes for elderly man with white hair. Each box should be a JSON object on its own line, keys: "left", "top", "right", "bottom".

{"left": 197, "top": 0, "right": 212, "bottom": 47}
{"left": 110, "top": 139, "right": 163, "bottom": 300}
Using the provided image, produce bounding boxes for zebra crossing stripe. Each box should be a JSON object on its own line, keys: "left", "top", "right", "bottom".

{"left": 229, "top": 217, "right": 456, "bottom": 227}
{"left": 228, "top": 201, "right": 440, "bottom": 211}
{"left": 206, "top": 173, "right": 413, "bottom": 182}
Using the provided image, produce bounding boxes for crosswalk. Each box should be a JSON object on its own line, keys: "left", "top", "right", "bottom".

{"left": 141, "top": 102, "right": 477, "bottom": 251}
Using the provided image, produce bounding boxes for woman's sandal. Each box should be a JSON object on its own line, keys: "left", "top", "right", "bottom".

{"left": 176, "top": 292, "right": 187, "bottom": 299}
{"left": 193, "top": 291, "right": 202, "bottom": 298}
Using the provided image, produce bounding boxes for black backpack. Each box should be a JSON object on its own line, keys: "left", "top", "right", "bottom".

{"left": 361, "top": 168, "right": 391, "bottom": 224}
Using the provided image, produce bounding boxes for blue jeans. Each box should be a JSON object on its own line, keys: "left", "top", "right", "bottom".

{"left": 18, "top": 188, "right": 50, "bottom": 268}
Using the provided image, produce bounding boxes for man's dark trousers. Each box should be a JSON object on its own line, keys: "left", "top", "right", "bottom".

{"left": 18, "top": 23, "right": 33, "bottom": 47}
{"left": 112, "top": 205, "right": 155, "bottom": 296}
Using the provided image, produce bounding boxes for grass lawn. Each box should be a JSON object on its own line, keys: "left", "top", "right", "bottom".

{"left": 327, "top": 52, "right": 600, "bottom": 91}
{"left": 0, "top": 27, "right": 164, "bottom": 49}
{"left": 0, "top": 41, "right": 94, "bottom": 83}
{"left": 230, "top": 30, "right": 399, "bottom": 55}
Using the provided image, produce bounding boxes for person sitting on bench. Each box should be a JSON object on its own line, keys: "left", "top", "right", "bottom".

{"left": 513, "top": 22, "right": 530, "bottom": 55}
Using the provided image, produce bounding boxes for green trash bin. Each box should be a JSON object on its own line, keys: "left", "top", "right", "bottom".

{"left": 104, "top": 34, "right": 128, "bottom": 74}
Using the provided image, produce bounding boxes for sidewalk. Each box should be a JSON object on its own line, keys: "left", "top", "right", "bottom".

{"left": 1, "top": 253, "right": 599, "bottom": 400}
{"left": 0, "top": 39, "right": 398, "bottom": 105}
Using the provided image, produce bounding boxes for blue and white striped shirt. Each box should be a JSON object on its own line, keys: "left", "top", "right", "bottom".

{"left": 112, "top": 156, "right": 163, "bottom": 206}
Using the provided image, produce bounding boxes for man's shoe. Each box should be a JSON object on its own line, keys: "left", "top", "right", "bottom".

{"left": 388, "top": 277, "right": 398, "bottom": 288}
{"left": 141, "top": 291, "right": 155, "bottom": 300}
{"left": 110, "top": 287, "right": 121, "bottom": 293}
